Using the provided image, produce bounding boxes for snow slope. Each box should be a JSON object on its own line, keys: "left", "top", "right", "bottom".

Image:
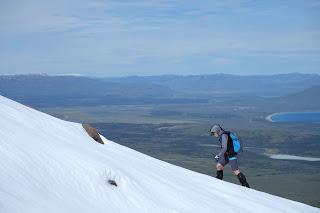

{"left": 0, "top": 95, "right": 319, "bottom": 213}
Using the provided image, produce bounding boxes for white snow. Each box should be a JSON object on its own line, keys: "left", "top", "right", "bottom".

{"left": 0, "top": 95, "right": 319, "bottom": 213}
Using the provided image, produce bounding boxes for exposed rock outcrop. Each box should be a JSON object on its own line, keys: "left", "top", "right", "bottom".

{"left": 108, "top": 180, "right": 118, "bottom": 187}
{"left": 82, "top": 124, "right": 104, "bottom": 144}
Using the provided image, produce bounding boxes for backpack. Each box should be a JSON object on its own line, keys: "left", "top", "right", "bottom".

{"left": 223, "top": 131, "right": 242, "bottom": 157}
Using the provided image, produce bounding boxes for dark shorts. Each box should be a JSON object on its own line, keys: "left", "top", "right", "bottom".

{"left": 218, "top": 155, "right": 239, "bottom": 171}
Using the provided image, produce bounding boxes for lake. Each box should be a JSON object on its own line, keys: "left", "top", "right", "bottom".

{"left": 266, "top": 112, "right": 320, "bottom": 124}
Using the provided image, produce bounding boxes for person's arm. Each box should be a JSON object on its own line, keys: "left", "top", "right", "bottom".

{"left": 217, "top": 134, "right": 228, "bottom": 158}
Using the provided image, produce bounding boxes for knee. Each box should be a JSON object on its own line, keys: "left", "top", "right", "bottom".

{"left": 233, "top": 169, "right": 240, "bottom": 175}
{"left": 216, "top": 163, "right": 224, "bottom": 170}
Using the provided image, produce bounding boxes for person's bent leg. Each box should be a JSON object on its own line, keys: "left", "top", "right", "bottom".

{"left": 230, "top": 158, "right": 250, "bottom": 188}
{"left": 215, "top": 155, "right": 227, "bottom": 180}
{"left": 216, "top": 163, "right": 224, "bottom": 180}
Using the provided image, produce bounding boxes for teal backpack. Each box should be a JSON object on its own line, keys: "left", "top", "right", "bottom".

{"left": 230, "top": 132, "right": 241, "bottom": 153}
{"left": 223, "top": 131, "right": 242, "bottom": 157}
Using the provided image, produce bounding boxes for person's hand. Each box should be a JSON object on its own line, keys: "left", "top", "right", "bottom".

{"left": 214, "top": 155, "right": 220, "bottom": 162}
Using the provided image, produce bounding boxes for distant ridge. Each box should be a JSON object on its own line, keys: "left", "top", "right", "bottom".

{"left": 102, "top": 73, "right": 320, "bottom": 96}
{"left": 1, "top": 73, "right": 320, "bottom": 107}
{"left": 0, "top": 75, "right": 177, "bottom": 107}
{"left": 259, "top": 84, "right": 320, "bottom": 112}
{"left": 274, "top": 85, "right": 320, "bottom": 110}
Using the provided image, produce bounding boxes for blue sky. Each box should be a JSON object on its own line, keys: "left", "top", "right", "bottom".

{"left": 0, "top": 0, "right": 319, "bottom": 76}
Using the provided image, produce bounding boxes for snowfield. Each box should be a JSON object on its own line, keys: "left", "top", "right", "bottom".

{"left": 0, "top": 95, "right": 319, "bottom": 213}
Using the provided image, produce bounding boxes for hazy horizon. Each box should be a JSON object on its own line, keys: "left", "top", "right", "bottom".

{"left": 1, "top": 72, "right": 320, "bottom": 78}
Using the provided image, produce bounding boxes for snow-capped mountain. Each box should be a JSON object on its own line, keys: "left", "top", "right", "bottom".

{"left": 0, "top": 95, "right": 318, "bottom": 213}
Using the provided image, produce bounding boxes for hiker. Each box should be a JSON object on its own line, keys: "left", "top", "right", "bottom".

{"left": 210, "top": 124, "right": 250, "bottom": 188}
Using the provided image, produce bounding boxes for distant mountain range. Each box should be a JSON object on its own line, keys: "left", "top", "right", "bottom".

{"left": 102, "top": 73, "right": 320, "bottom": 97}
{"left": 0, "top": 74, "right": 204, "bottom": 107}
{"left": 0, "top": 73, "right": 319, "bottom": 107}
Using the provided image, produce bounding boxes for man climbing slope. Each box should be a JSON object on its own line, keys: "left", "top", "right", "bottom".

{"left": 210, "top": 124, "right": 250, "bottom": 188}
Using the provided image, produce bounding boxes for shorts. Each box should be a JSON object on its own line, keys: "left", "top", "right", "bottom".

{"left": 218, "top": 154, "right": 239, "bottom": 171}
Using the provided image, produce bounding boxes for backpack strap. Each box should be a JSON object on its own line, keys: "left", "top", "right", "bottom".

{"left": 222, "top": 131, "right": 237, "bottom": 157}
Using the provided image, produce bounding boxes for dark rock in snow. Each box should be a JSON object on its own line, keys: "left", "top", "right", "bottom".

{"left": 82, "top": 124, "right": 104, "bottom": 144}
{"left": 108, "top": 180, "right": 118, "bottom": 187}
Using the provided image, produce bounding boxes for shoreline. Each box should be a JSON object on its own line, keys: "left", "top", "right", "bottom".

{"left": 265, "top": 111, "right": 320, "bottom": 123}
{"left": 265, "top": 112, "right": 283, "bottom": 122}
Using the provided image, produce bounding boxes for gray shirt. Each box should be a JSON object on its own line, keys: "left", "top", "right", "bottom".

{"left": 217, "top": 133, "right": 228, "bottom": 158}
